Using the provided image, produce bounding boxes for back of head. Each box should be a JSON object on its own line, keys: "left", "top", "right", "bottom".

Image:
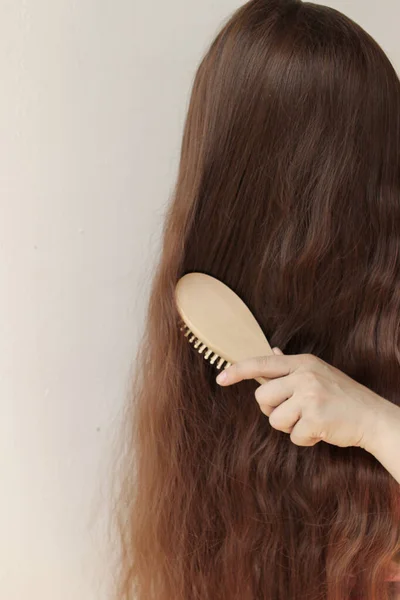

{"left": 117, "top": 1, "right": 400, "bottom": 599}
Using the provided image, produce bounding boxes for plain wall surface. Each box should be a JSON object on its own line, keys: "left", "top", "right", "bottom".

{"left": 0, "top": 1, "right": 399, "bottom": 598}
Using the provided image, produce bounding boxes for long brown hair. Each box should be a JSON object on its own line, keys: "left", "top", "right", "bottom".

{"left": 115, "top": 1, "right": 400, "bottom": 598}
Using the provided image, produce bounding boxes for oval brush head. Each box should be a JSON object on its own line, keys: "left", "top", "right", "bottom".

{"left": 175, "top": 272, "right": 273, "bottom": 385}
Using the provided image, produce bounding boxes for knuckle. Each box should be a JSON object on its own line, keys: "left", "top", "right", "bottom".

{"left": 301, "top": 353, "right": 320, "bottom": 369}
{"left": 301, "top": 370, "right": 319, "bottom": 386}
{"left": 255, "top": 355, "right": 269, "bottom": 369}
{"left": 307, "top": 392, "right": 325, "bottom": 411}
{"left": 311, "top": 380, "right": 324, "bottom": 396}
{"left": 300, "top": 353, "right": 314, "bottom": 364}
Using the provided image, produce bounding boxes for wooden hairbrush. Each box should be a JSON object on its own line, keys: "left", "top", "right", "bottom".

{"left": 175, "top": 272, "right": 273, "bottom": 385}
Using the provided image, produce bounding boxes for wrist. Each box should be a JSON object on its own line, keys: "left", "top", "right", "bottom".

{"left": 361, "top": 392, "right": 400, "bottom": 458}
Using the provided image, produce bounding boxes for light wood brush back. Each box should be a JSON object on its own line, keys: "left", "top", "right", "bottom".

{"left": 175, "top": 272, "right": 273, "bottom": 385}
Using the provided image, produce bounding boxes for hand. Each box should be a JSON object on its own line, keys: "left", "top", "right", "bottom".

{"left": 216, "top": 349, "right": 384, "bottom": 451}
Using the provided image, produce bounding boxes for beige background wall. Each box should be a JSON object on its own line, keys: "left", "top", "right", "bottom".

{"left": 0, "top": 1, "right": 398, "bottom": 598}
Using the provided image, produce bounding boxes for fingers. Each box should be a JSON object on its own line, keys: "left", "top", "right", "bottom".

{"left": 254, "top": 376, "right": 294, "bottom": 416}
{"left": 289, "top": 418, "right": 323, "bottom": 447}
{"left": 216, "top": 353, "right": 311, "bottom": 386}
{"left": 268, "top": 398, "right": 301, "bottom": 433}
{"left": 257, "top": 385, "right": 323, "bottom": 444}
{"left": 215, "top": 350, "right": 325, "bottom": 448}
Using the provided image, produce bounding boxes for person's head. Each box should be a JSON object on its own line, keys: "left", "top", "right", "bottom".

{"left": 117, "top": 1, "right": 400, "bottom": 599}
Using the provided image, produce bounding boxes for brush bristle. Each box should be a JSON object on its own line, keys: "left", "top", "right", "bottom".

{"left": 178, "top": 319, "right": 231, "bottom": 371}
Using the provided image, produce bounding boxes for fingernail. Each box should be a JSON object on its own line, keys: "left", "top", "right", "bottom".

{"left": 216, "top": 370, "right": 227, "bottom": 384}
{"left": 272, "top": 347, "right": 284, "bottom": 355}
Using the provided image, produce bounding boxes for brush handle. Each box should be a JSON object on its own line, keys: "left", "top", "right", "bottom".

{"left": 255, "top": 376, "right": 269, "bottom": 385}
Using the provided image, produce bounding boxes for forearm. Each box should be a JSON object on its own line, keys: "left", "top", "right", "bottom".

{"left": 365, "top": 397, "right": 400, "bottom": 485}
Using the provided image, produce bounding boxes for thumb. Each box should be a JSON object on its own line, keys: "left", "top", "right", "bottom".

{"left": 272, "top": 347, "right": 284, "bottom": 355}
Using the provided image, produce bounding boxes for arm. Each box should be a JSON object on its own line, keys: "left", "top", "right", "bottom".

{"left": 363, "top": 397, "right": 400, "bottom": 485}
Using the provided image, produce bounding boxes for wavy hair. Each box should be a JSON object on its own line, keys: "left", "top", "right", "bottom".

{"left": 115, "top": 1, "right": 400, "bottom": 598}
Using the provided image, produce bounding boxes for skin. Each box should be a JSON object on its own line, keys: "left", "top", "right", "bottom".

{"left": 216, "top": 348, "right": 400, "bottom": 485}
